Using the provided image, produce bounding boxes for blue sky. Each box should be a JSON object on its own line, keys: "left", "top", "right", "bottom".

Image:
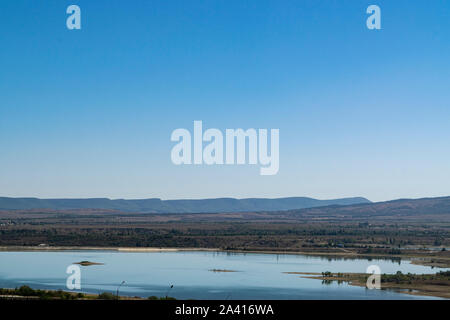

{"left": 1, "top": 0, "right": 449, "bottom": 201}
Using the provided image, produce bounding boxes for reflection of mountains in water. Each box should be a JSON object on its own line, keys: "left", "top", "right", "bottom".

{"left": 213, "top": 251, "right": 402, "bottom": 264}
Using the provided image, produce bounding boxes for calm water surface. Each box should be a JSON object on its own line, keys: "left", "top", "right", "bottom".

{"left": 0, "top": 250, "right": 446, "bottom": 299}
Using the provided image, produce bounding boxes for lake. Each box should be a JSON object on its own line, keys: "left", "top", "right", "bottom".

{"left": 0, "top": 250, "right": 446, "bottom": 299}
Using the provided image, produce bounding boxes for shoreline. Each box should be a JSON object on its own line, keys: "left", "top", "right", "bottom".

{"left": 0, "top": 286, "right": 170, "bottom": 301}
{"left": 285, "top": 272, "right": 450, "bottom": 300}
{"left": 0, "top": 246, "right": 221, "bottom": 253}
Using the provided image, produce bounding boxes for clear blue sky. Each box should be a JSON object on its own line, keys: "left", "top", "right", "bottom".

{"left": 1, "top": 0, "right": 449, "bottom": 202}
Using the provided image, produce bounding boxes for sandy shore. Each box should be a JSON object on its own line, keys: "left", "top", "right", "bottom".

{"left": 0, "top": 245, "right": 221, "bottom": 253}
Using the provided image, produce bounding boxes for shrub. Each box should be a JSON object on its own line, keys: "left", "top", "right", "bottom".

{"left": 97, "top": 292, "right": 117, "bottom": 300}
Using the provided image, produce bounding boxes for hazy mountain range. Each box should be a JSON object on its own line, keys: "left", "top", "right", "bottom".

{"left": 0, "top": 196, "right": 371, "bottom": 213}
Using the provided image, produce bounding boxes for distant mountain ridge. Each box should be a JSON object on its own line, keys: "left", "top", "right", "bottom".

{"left": 286, "top": 196, "right": 450, "bottom": 217}
{"left": 0, "top": 196, "right": 371, "bottom": 213}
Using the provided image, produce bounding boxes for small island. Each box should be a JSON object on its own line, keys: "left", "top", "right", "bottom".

{"left": 74, "top": 261, "right": 104, "bottom": 266}
{"left": 209, "top": 269, "right": 237, "bottom": 273}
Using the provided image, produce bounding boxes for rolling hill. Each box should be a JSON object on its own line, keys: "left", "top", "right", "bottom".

{"left": 0, "top": 196, "right": 371, "bottom": 213}
{"left": 286, "top": 196, "right": 450, "bottom": 218}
